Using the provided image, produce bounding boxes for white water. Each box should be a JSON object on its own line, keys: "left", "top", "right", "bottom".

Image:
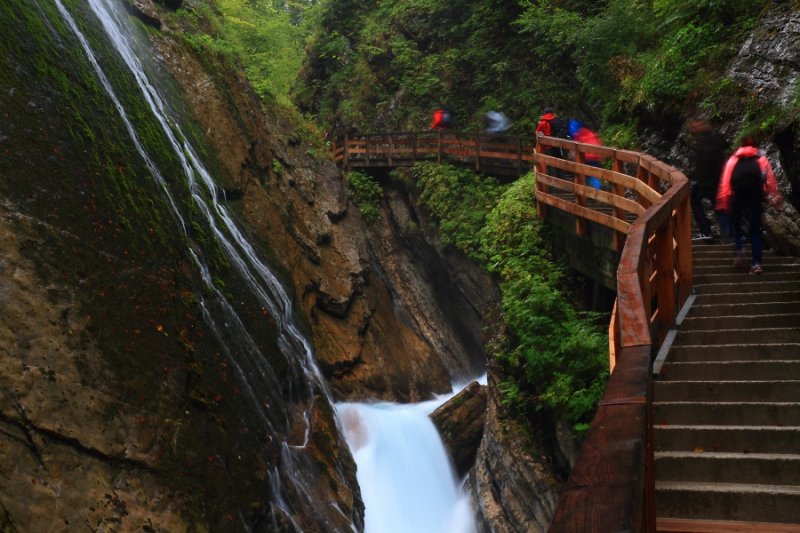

{"left": 53, "top": 1, "right": 479, "bottom": 530}
{"left": 337, "top": 393, "right": 477, "bottom": 533}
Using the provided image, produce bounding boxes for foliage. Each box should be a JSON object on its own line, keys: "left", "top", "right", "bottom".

{"left": 411, "top": 162, "right": 503, "bottom": 258}
{"left": 412, "top": 165, "right": 608, "bottom": 431}
{"left": 175, "top": 0, "right": 321, "bottom": 105}
{"left": 345, "top": 170, "right": 383, "bottom": 222}
{"left": 297, "top": 0, "right": 774, "bottom": 144}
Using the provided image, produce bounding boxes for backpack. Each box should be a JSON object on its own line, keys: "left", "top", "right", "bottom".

{"left": 550, "top": 117, "right": 569, "bottom": 139}
{"left": 731, "top": 155, "right": 764, "bottom": 197}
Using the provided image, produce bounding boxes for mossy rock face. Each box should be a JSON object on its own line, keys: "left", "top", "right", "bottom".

{"left": 0, "top": 2, "right": 363, "bottom": 531}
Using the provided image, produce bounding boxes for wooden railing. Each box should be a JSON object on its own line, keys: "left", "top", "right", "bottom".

{"left": 333, "top": 131, "right": 535, "bottom": 177}
{"left": 537, "top": 135, "right": 692, "bottom": 532}
{"left": 333, "top": 131, "right": 692, "bottom": 532}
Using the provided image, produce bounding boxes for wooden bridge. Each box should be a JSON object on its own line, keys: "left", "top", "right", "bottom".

{"left": 333, "top": 131, "right": 800, "bottom": 532}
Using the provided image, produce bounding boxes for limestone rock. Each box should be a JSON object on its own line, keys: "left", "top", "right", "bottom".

{"left": 468, "top": 377, "right": 560, "bottom": 533}
{"left": 430, "top": 381, "right": 487, "bottom": 478}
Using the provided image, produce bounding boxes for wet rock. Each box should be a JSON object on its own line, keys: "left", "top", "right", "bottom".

{"left": 430, "top": 381, "right": 487, "bottom": 478}
{"left": 468, "top": 377, "right": 560, "bottom": 533}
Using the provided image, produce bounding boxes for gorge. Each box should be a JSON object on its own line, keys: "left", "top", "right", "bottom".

{"left": 3, "top": 1, "right": 800, "bottom": 532}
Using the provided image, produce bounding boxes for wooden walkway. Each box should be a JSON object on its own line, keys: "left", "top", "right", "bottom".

{"left": 334, "top": 131, "right": 693, "bottom": 531}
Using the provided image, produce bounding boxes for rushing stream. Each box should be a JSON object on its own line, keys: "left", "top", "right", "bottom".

{"left": 338, "top": 392, "right": 478, "bottom": 533}
{"left": 52, "top": 0, "right": 478, "bottom": 530}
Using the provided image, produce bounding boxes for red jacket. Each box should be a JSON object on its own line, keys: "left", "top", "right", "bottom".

{"left": 430, "top": 109, "right": 447, "bottom": 130}
{"left": 573, "top": 127, "right": 601, "bottom": 163}
{"left": 535, "top": 112, "right": 556, "bottom": 136}
{"left": 715, "top": 146, "right": 780, "bottom": 212}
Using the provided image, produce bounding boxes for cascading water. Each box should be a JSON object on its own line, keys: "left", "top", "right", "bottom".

{"left": 53, "top": 0, "right": 478, "bottom": 530}
{"left": 337, "top": 394, "right": 477, "bottom": 533}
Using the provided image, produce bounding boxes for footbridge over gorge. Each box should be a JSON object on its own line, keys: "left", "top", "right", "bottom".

{"left": 333, "top": 131, "right": 800, "bottom": 532}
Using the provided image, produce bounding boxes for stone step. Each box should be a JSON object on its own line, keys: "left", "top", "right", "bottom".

{"left": 687, "top": 300, "right": 800, "bottom": 317}
{"left": 654, "top": 402, "right": 800, "bottom": 426}
{"left": 656, "top": 481, "right": 800, "bottom": 524}
{"left": 691, "top": 291, "right": 800, "bottom": 305}
{"left": 682, "top": 313, "right": 800, "bottom": 330}
{"left": 654, "top": 425, "right": 800, "bottom": 454}
{"left": 657, "top": 517, "right": 800, "bottom": 533}
{"left": 673, "top": 327, "right": 800, "bottom": 346}
{"left": 658, "top": 360, "right": 800, "bottom": 381}
{"left": 694, "top": 270, "right": 800, "bottom": 285}
{"left": 655, "top": 451, "right": 800, "bottom": 485}
{"left": 693, "top": 255, "right": 799, "bottom": 267}
{"left": 654, "top": 380, "right": 800, "bottom": 402}
{"left": 668, "top": 344, "right": 800, "bottom": 362}
{"left": 693, "top": 280, "right": 800, "bottom": 295}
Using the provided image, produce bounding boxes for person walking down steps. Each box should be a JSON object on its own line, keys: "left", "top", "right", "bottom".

{"left": 715, "top": 135, "right": 783, "bottom": 274}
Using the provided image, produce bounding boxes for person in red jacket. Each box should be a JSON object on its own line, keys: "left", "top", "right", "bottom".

{"left": 569, "top": 119, "right": 603, "bottom": 189}
{"left": 715, "top": 136, "right": 782, "bottom": 274}
{"left": 430, "top": 107, "right": 451, "bottom": 130}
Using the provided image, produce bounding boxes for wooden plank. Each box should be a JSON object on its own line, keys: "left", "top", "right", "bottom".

{"left": 537, "top": 192, "right": 631, "bottom": 234}
{"left": 537, "top": 174, "right": 645, "bottom": 217}
{"left": 549, "top": 346, "right": 651, "bottom": 533}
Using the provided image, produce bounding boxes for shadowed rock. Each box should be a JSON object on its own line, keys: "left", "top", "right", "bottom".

{"left": 430, "top": 381, "right": 487, "bottom": 478}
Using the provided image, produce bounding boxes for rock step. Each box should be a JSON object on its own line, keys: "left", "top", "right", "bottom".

{"left": 682, "top": 313, "right": 799, "bottom": 329}
{"left": 658, "top": 360, "right": 800, "bottom": 381}
{"left": 655, "top": 481, "right": 800, "bottom": 524}
{"left": 654, "top": 380, "right": 800, "bottom": 402}
{"left": 654, "top": 425, "right": 800, "bottom": 454}
{"left": 687, "top": 300, "right": 800, "bottom": 316}
{"left": 673, "top": 327, "right": 800, "bottom": 346}
{"left": 667, "top": 344, "right": 800, "bottom": 362}
{"left": 653, "top": 402, "right": 800, "bottom": 426}
{"left": 655, "top": 451, "right": 800, "bottom": 485}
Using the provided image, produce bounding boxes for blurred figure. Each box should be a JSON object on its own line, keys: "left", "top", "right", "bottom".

{"left": 430, "top": 106, "right": 452, "bottom": 130}
{"left": 685, "top": 117, "right": 727, "bottom": 241}
{"left": 484, "top": 111, "right": 512, "bottom": 133}
{"left": 569, "top": 119, "right": 602, "bottom": 190}
{"left": 535, "top": 107, "right": 569, "bottom": 177}
{"left": 715, "top": 135, "right": 782, "bottom": 274}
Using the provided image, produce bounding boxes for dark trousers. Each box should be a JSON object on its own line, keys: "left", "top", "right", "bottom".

{"left": 731, "top": 192, "right": 764, "bottom": 266}
{"left": 690, "top": 181, "right": 716, "bottom": 235}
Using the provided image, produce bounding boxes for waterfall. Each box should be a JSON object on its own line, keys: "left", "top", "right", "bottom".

{"left": 52, "top": 0, "right": 477, "bottom": 530}
{"left": 337, "top": 390, "right": 478, "bottom": 533}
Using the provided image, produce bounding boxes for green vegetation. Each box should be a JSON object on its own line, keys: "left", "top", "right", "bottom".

{"left": 409, "top": 163, "right": 608, "bottom": 432}
{"left": 296, "top": 0, "right": 773, "bottom": 144}
{"left": 174, "top": 0, "right": 321, "bottom": 106}
{"left": 345, "top": 170, "right": 383, "bottom": 223}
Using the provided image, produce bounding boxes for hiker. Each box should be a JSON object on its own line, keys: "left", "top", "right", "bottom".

{"left": 484, "top": 111, "right": 512, "bottom": 133}
{"left": 430, "top": 106, "right": 452, "bottom": 130}
{"left": 715, "top": 135, "right": 782, "bottom": 274}
{"left": 535, "top": 107, "right": 569, "bottom": 177}
{"left": 685, "top": 118, "right": 727, "bottom": 241}
{"left": 568, "top": 119, "right": 603, "bottom": 190}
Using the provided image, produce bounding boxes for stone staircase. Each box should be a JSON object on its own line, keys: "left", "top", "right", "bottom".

{"left": 654, "top": 242, "right": 800, "bottom": 532}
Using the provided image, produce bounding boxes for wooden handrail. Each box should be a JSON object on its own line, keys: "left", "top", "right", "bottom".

{"left": 540, "top": 134, "right": 691, "bottom": 533}
{"left": 334, "top": 132, "right": 692, "bottom": 532}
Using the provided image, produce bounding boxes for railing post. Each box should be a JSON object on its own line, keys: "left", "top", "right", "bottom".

{"left": 412, "top": 132, "right": 418, "bottom": 163}
{"left": 655, "top": 215, "right": 676, "bottom": 346}
{"left": 575, "top": 147, "right": 587, "bottom": 238}
{"left": 475, "top": 133, "right": 481, "bottom": 172}
{"left": 534, "top": 140, "right": 547, "bottom": 219}
{"left": 517, "top": 137, "right": 523, "bottom": 176}
{"left": 675, "top": 193, "right": 693, "bottom": 307}
{"left": 612, "top": 157, "right": 626, "bottom": 252}
{"left": 343, "top": 134, "right": 350, "bottom": 171}
{"left": 389, "top": 134, "right": 393, "bottom": 167}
